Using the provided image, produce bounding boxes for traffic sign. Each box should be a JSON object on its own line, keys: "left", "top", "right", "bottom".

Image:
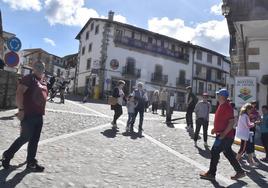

{"left": 7, "top": 37, "right": 22, "bottom": 52}
{"left": 4, "top": 51, "right": 20, "bottom": 67}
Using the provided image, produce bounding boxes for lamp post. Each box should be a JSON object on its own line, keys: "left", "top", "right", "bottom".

{"left": 221, "top": 1, "right": 231, "bottom": 17}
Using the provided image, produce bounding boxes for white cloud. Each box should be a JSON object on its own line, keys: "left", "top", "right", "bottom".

{"left": 1, "top": 0, "right": 42, "bottom": 11}
{"left": 210, "top": 3, "right": 222, "bottom": 16}
{"left": 43, "top": 37, "right": 56, "bottom": 46}
{"left": 148, "top": 17, "right": 229, "bottom": 55}
{"left": 44, "top": 0, "right": 127, "bottom": 27}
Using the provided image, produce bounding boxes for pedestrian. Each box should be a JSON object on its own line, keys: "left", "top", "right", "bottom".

{"left": 200, "top": 88, "right": 245, "bottom": 180}
{"left": 58, "top": 74, "right": 69, "bottom": 104}
{"left": 185, "top": 86, "right": 197, "bottom": 130}
{"left": 259, "top": 105, "right": 268, "bottom": 162}
{"left": 111, "top": 80, "right": 125, "bottom": 129}
{"left": 131, "top": 82, "right": 148, "bottom": 136}
{"left": 83, "top": 80, "right": 92, "bottom": 103}
{"left": 47, "top": 75, "right": 56, "bottom": 92}
{"left": 194, "top": 93, "right": 211, "bottom": 147}
{"left": 159, "top": 88, "right": 168, "bottom": 116}
{"left": 2, "top": 61, "right": 48, "bottom": 172}
{"left": 246, "top": 101, "right": 261, "bottom": 159}
{"left": 235, "top": 103, "right": 257, "bottom": 166}
{"left": 152, "top": 90, "right": 159, "bottom": 114}
{"left": 125, "top": 94, "right": 138, "bottom": 132}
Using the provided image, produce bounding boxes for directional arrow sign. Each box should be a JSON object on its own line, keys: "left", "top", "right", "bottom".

{"left": 7, "top": 37, "right": 22, "bottom": 52}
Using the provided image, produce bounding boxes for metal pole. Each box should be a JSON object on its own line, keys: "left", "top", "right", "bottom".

{"left": 240, "top": 24, "right": 248, "bottom": 76}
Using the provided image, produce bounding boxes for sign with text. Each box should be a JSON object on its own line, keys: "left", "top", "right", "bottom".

{"left": 234, "top": 77, "right": 257, "bottom": 107}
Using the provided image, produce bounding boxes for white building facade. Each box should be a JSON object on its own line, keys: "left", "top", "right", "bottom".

{"left": 76, "top": 13, "right": 232, "bottom": 110}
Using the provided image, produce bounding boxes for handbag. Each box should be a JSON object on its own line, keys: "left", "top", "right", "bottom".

{"left": 108, "top": 96, "right": 117, "bottom": 105}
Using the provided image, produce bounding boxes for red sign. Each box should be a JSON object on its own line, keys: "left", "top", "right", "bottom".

{"left": 4, "top": 51, "right": 19, "bottom": 67}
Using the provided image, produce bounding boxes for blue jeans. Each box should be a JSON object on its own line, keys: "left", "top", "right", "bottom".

{"left": 131, "top": 108, "right": 144, "bottom": 131}
{"left": 127, "top": 113, "right": 135, "bottom": 128}
{"left": 4, "top": 115, "right": 43, "bottom": 164}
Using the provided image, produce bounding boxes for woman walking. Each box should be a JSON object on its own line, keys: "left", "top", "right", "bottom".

{"left": 152, "top": 90, "right": 159, "bottom": 114}
{"left": 111, "top": 80, "right": 125, "bottom": 129}
{"left": 235, "top": 103, "right": 257, "bottom": 166}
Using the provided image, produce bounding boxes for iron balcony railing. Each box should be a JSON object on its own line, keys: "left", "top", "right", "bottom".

{"left": 122, "top": 66, "right": 141, "bottom": 78}
{"left": 151, "top": 73, "right": 168, "bottom": 85}
{"left": 114, "top": 36, "right": 189, "bottom": 62}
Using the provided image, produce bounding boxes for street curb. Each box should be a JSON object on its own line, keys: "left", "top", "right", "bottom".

{"left": 233, "top": 139, "right": 265, "bottom": 152}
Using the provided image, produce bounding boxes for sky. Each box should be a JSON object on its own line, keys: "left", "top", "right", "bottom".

{"left": 0, "top": 0, "right": 229, "bottom": 57}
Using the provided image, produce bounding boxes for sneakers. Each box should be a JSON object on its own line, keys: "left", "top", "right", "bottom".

{"left": 230, "top": 171, "right": 246, "bottom": 180}
{"left": 111, "top": 122, "right": 117, "bottom": 129}
{"left": 1, "top": 153, "right": 11, "bottom": 169}
{"left": 200, "top": 172, "right": 215, "bottom": 180}
{"left": 26, "top": 162, "right": 45, "bottom": 172}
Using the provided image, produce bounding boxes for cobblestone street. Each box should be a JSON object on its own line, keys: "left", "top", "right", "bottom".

{"left": 0, "top": 99, "right": 268, "bottom": 188}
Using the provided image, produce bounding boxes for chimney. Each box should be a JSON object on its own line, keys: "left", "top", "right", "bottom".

{"left": 108, "top": 11, "right": 114, "bottom": 21}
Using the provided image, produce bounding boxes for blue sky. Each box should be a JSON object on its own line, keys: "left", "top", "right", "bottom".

{"left": 0, "top": 0, "right": 228, "bottom": 57}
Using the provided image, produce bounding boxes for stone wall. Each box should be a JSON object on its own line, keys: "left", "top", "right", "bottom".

{"left": 0, "top": 70, "right": 19, "bottom": 109}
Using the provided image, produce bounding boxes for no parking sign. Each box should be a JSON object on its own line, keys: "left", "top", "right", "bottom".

{"left": 4, "top": 51, "right": 20, "bottom": 67}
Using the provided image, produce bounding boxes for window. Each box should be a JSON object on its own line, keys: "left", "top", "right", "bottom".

{"left": 86, "top": 58, "right": 91, "bottom": 70}
{"left": 90, "top": 22, "right": 94, "bottom": 31}
{"left": 208, "top": 84, "right": 212, "bottom": 91}
{"left": 131, "top": 31, "right": 135, "bottom": 39}
{"left": 196, "top": 50, "right": 202, "bottom": 60}
{"left": 161, "top": 40, "right": 164, "bottom": 47}
{"left": 207, "top": 54, "right": 212, "bottom": 63}
{"left": 198, "top": 82, "right": 204, "bottom": 94}
{"left": 82, "top": 46, "right": 85, "bottom": 55}
{"left": 196, "top": 64, "right": 202, "bottom": 75}
{"left": 86, "top": 31, "right": 89, "bottom": 40}
{"left": 95, "top": 25, "right": 99, "bottom": 35}
{"left": 217, "top": 70, "right": 222, "bottom": 79}
{"left": 217, "top": 57, "right": 222, "bottom": 66}
{"left": 179, "top": 70, "right": 186, "bottom": 84}
{"left": 126, "top": 57, "right": 136, "bottom": 73}
{"left": 88, "top": 43, "right": 92, "bottom": 52}
{"left": 116, "top": 29, "right": 123, "bottom": 37}
{"left": 148, "top": 37, "right": 153, "bottom": 44}
{"left": 171, "top": 44, "right": 175, "bottom": 51}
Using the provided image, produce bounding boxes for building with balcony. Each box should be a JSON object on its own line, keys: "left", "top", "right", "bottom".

{"left": 76, "top": 11, "right": 231, "bottom": 109}
{"left": 192, "top": 46, "right": 232, "bottom": 108}
{"left": 223, "top": 0, "right": 268, "bottom": 107}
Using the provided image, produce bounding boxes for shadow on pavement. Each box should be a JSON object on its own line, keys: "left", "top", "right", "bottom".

{"left": 0, "top": 161, "right": 30, "bottom": 188}
{"left": 101, "top": 128, "right": 119, "bottom": 138}
{"left": 0, "top": 115, "right": 16, "bottom": 121}
{"left": 240, "top": 159, "right": 268, "bottom": 187}
{"left": 195, "top": 145, "right": 211, "bottom": 159}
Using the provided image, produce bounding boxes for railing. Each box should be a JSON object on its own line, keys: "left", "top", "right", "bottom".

{"left": 122, "top": 66, "right": 141, "bottom": 78}
{"left": 194, "top": 72, "right": 206, "bottom": 80}
{"left": 151, "top": 73, "right": 168, "bottom": 85}
{"left": 114, "top": 36, "right": 189, "bottom": 62}
{"left": 176, "top": 78, "right": 190, "bottom": 87}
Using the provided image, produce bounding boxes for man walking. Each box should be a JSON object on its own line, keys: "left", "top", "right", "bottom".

{"left": 2, "top": 61, "right": 48, "bottom": 172}
{"left": 194, "top": 93, "right": 211, "bottom": 147}
{"left": 131, "top": 82, "right": 148, "bottom": 136}
{"left": 159, "top": 88, "right": 168, "bottom": 116}
{"left": 200, "top": 89, "right": 245, "bottom": 180}
{"left": 185, "top": 86, "right": 197, "bottom": 130}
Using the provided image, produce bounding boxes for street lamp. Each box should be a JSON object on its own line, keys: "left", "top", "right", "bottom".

{"left": 221, "top": 1, "right": 230, "bottom": 16}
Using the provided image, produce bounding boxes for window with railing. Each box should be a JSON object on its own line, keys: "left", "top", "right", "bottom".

{"left": 88, "top": 43, "right": 92, "bottom": 52}
{"left": 207, "top": 54, "right": 212, "bottom": 63}
{"left": 197, "top": 50, "right": 202, "bottom": 60}
{"left": 95, "top": 25, "right": 99, "bottom": 35}
{"left": 86, "top": 58, "right": 91, "bottom": 70}
{"left": 86, "top": 31, "right": 89, "bottom": 40}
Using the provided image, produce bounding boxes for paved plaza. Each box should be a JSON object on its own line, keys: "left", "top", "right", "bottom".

{"left": 0, "top": 98, "right": 268, "bottom": 188}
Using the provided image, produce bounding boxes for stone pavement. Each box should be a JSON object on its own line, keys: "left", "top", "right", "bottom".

{"left": 0, "top": 98, "right": 267, "bottom": 188}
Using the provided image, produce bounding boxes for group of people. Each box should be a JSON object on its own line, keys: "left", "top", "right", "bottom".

{"left": 111, "top": 80, "right": 148, "bottom": 137}
{"left": 184, "top": 87, "right": 268, "bottom": 180}
{"left": 2, "top": 64, "right": 268, "bottom": 183}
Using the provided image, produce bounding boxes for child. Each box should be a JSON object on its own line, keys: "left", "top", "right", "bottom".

{"left": 126, "top": 95, "right": 138, "bottom": 132}
{"left": 235, "top": 103, "right": 257, "bottom": 166}
{"left": 260, "top": 105, "right": 268, "bottom": 162}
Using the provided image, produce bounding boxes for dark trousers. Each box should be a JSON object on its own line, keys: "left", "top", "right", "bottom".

{"left": 127, "top": 113, "right": 135, "bottom": 127}
{"left": 186, "top": 106, "right": 195, "bottom": 128}
{"left": 131, "top": 108, "right": 144, "bottom": 131}
{"left": 161, "top": 101, "right": 166, "bottom": 115}
{"left": 208, "top": 137, "right": 243, "bottom": 176}
{"left": 4, "top": 115, "right": 43, "bottom": 164}
{"left": 60, "top": 89, "right": 65, "bottom": 103}
{"left": 112, "top": 104, "right": 122, "bottom": 124}
{"left": 261, "top": 133, "right": 268, "bottom": 158}
{"left": 246, "top": 130, "right": 255, "bottom": 154}
{"left": 152, "top": 102, "right": 158, "bottom": 113}
{"left": 194, "top": 118, "right": 208, "bottom": 142}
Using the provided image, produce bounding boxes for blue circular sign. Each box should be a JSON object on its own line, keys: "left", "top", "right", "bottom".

{"left": 4, "top": 51, "right": 20, "bottom": 67}
{"left": 7, "top": 37, "right": 22, "bottom": 52}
